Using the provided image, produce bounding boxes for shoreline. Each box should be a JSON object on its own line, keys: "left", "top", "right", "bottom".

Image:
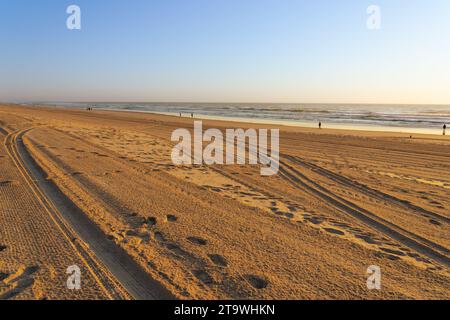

{"left": 15, "top": 104, "right": 450, "bottom": 141}
{"left": 21, "top": 103, "right": 450, "bottom": 136}
{"left": 126, "top": 109, "right": 447, "bottom": 136}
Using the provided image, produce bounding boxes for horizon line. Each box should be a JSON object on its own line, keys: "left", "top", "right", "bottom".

{"left": 3, "top": 101, "right": 450, "bottom": 107}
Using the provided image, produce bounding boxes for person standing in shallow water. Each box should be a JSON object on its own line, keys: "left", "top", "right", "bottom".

{"left": 444, "top": 124, "right": 447, "bottom": 136}
{"left": 318, "top": 122, "right": 322, "bottom": 129}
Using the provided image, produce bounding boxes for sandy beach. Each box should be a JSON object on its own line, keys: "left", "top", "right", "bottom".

{"left": 0, "top": 104, "right": 449, "bottom": 300}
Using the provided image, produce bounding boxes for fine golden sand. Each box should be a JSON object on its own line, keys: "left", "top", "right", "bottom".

{"left": 0, "top": 104, "right": 449, "bottom": 300}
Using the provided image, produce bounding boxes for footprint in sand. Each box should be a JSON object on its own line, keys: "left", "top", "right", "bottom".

{"left": 187, "top": 237, "right": 208, "bottom": 246}
{"left": 270, "top": 207, "right": 294, "bottom": 219}
{"left": 323, "top": 228, "right": 345, "bottom": 236}
{"left": 380, "top": 247, "right": 406, "bottom": 257}
{"left": 331, "top": 221, "right": 350, "bottom": 228}
{"left": 144, "top": 217, "right": 157, "bottom": 226}
{"left": 429, "top": 219, "right": 441, "bottom": 226}
{"left": 165, "top": 243, "right": 189, "bottom": 257}
{"left": 152, "top": 230, "right": 166, "bottom": 243}
{"left": 207, "top": 254, "right": 228, "bottom": 267}
{"left": 128, "top": 227, "right": 151, "bottom": 241}
{"left": 0, "top": 180, "right": 20, "bottom": 187}
{"left": 270, "top": 207, "right": 282, "bottom": 215}
{"left": 166, "top": 215, "right": 178, "bottom": 222}
{"left": 192, "top": 270, "right": 213, "bottom": 285}
{"left": 283, "top": 212, "right": 294, "bottom": 219}
{"left": 244, "top": 275, "right": 268, "bottom": 289}
{"left": 0, "top": 265, "right": 39, "bottom": 300}
{"left": 355, "top": 234, "right": 379, "bottom": 245}
{"left": 304, "top": 216, "right": 324, "bottom": 225}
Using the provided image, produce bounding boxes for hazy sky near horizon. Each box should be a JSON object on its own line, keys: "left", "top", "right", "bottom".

{"left": 1, "top": 0, "right": 450, "bottom": 104}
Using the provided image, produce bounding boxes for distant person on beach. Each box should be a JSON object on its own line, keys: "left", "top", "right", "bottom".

{"left": 318, "top": 122, "right": 322, "bottom": 129}
{"left": 444, "top": 124, "right": 447, "bottom": 136}
{"left": 179, "top": 113, "right": 182, "bottom": 117}
{"left": 191, "top": 113, "right": 194, "bottom": 118}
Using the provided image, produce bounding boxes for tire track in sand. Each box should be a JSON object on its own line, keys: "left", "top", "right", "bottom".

{"left": 278, "top": 157, "right": 450, "bottom": 268}
{"left": 51, "top": 125, "right": 449, "bottom": 269}
{"left": 285, "top": 154, "right": 449, "bottom": 225}
{"left": 3, "top": 128, "right": 175, "bottom": 300}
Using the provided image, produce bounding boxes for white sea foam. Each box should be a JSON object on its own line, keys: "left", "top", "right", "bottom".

{"left": 37, "top": 102, "right": 450, "bottom": 134}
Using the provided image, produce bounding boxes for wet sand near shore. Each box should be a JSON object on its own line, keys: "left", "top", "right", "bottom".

{"left": 0, "top": 104, "right": 449, "bottom": 299}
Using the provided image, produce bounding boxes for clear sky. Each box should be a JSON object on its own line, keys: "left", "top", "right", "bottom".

{"left": 1, "top": 0, "right": 450, "bottom": 104}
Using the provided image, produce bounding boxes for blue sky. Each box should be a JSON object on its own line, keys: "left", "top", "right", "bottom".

{"left": 1, "top": 0, "right": 450, "bottom": 104}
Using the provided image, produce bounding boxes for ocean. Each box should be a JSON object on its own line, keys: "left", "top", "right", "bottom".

{"left": 40, "top": 102, "right": 450, "bottom": 134}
